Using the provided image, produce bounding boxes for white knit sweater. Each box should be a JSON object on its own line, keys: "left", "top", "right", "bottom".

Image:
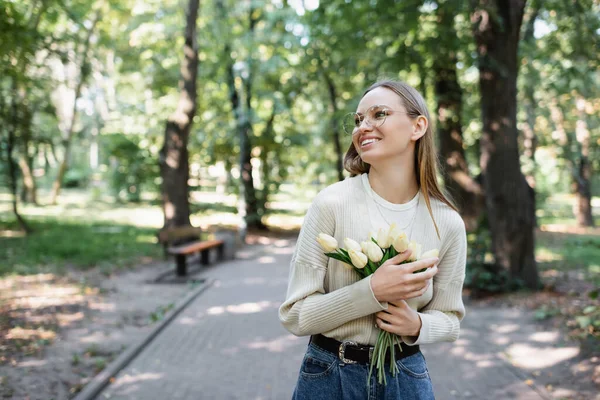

{"left": 278, "top": 173, "right": 467, "bottom": 346}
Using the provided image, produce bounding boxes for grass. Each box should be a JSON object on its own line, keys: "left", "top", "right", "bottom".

{"left": 536, "top": 231, "right": 600, "bottom": 285}
{"left": 0, "top": 216, "right": 162, "bottom": 276}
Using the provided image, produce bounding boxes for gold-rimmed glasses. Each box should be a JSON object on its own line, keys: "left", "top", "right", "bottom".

{"left": 342, "top": 105, "right": 410, "bottom": 135}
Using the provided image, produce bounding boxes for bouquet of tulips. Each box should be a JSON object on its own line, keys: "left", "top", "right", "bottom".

{"left": 316, "top": 224, "right": 438, "bottom": 385}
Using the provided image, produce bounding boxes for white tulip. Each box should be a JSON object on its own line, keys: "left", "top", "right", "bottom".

{"left": 348, "top": 249, "right": 368, "bottom": 269}
{"left": 363, "top": 241, "right": 384, "bottom": 263}
{"left": 407, "top": 240, "right": 422, "bottom": 261}
{"left": 317, "top": 233, "right": 338, "bottom": 252}
{"left": 344, "top": 238, "right": 362, "bottom": 253}
{"left": 376, "top": 228, "right": 392, "bottom": 249}
{"left": 419, "top": 249, "right": 439, "bottom": 260}
{"left": 392, "top": 232, "right": 409, "bottom": 253}
{"left": 360, "top": 241, "right": 371, "bottom": 254}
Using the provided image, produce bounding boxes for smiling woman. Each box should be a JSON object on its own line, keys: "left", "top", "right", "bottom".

{"left": 279, "top": 79, "right": 467, "bottom": 400}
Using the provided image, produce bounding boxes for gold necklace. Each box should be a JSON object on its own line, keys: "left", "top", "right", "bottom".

{"left": 373, "top": 195, "right": 420, "bottom": 237}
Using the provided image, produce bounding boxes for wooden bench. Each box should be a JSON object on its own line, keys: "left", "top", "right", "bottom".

{"left": 157, "top": 227, "right": 225, "bottom": 277}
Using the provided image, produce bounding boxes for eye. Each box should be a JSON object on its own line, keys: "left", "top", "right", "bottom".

{"left": 354, "top": 114, "right": 363, "bottom": 127}
{"left": 374, "top": 111, "right": 387, "bottom": 119}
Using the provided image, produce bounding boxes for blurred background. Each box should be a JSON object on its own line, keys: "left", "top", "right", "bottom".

{"left": 0, "top": 0, "right": 599, "bottom": 398}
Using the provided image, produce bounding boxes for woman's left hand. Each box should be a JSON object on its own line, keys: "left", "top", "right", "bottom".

{"left": 375, "top": 300, "right": 422, "bottom": 337}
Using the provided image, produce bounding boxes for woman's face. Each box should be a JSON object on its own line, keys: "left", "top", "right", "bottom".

{"left": 351, "top": 87, "right": 424, "bottom": 166}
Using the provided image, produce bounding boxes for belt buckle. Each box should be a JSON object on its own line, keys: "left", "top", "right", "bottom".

{"left": 338, "top": 341, "right": 358, "bottom": 364}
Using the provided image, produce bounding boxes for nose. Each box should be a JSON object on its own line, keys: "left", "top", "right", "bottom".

{"left": 355, "top": 118, "right": 373, "bottom": 135}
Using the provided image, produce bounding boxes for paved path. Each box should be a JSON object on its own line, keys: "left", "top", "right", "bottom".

{"left": 97, "top": 239, "right": 554, "bottom": 400}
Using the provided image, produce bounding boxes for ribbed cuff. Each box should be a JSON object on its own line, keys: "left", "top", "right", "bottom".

{"left": 348, "top": 275, "right": 388, "bottom": 316}
{"left": 402, "top": 311, "right": 460, "bottom": 345}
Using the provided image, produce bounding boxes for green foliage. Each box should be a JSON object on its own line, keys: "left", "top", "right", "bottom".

{"left": 0, "top": 217, "right": 162, "bottom": 276}
{"left": 464, "top": 216, "right": 516, "bottom": 295}
{"left": 102, "top": 134, "right": 159, "bottom": 202}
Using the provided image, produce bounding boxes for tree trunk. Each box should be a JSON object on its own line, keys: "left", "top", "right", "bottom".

{"left": 573, "top": 97, "right": 594, "bottom": 227}
{"left": 7, "top": 79, "right": 32, "bottom": 233}
{"left": 520, "top": 0, "right": 540, "bottom": 223}
{"left": 434, "top": 4, "right": 483, "bottom": 232}
{"left": 158, "top": 0, "right": 200, "bottom": 230}
{"left": 471, "top": 0, "right": 538, "bottom": 289}
{"left": 258, "top": 108, "right": 276, "bottom": 216}
{"left": 239, "top": 2, "right": 266, "bottom": 231}
{"left": 322, "top": 70, "right": 344, "bottom": 182}
{"left": 18, "top": 102, "right": 37, "bottom": 204}
{"left": 50, "top": 13, "right": 99, "bottom": 204}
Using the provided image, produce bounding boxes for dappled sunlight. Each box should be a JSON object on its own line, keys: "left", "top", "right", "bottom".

{"left": 0, "top": 273, "right": 56, "bottom": 289}
{"left": 535, "top": 247, "right": 564, "bottom": 262}
{"left": 88, "top": 301, "right": 116, "bottom": 311}
{"left": 16, "top": 359, "right": 48, "bottom": 368}
{"left": 1, "top": 286, "right": 81, "bottom": 301}
{"left": 506, "top": 343, "right": 579, "bottom": 369}
{"left": 5, "top": 327, "right": 56, "bottom": 341}
{"left": 528, "top": 331, "right": 560, "bottom": 343}
{"left": 257, "top": 256, "right": 276, "bottom": 264}
{"left": 221, "top": 334, "right": 303, "bottom": 356}
{"left": 263, "top": 214, "right": 303, "bottom": 230}
{"left": 212, "top": 277, "right": 288, "bottom": 289}
{"left": 492, "top": 336, "right": 511, "bottom": 346}
{"left": 491, "top": 323, "right": 520, "bottom": 334}
{"left": 246, "top": 334, "right": 303, "bottom": 353}
{"left": 0, "top": 230, "right": 26, "bottom": 238}
{"left": 206, "top": 300, "right": 279, "bottom": 316}
{"left": 109, "top": 372, "right": 164, "bottom": 391}
{"left": 272, "top": 246, "right": 295, "bottom": 255}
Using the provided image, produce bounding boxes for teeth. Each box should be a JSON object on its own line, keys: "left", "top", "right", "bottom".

{"left": 361, "top": 138, "right": 380, "bottom": 146}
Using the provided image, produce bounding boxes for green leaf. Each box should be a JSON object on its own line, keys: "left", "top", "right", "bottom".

{"left": 576, "top": 316, "right": 591, "bottom": 329}
{"left": 325, "top": 252, "right": 351, "bottom": 264}
{"left": 589, "top": 290, "right": 599, "bottom": 300}
{"left": 582, "top": 306, "right": 597, "bottom": 315}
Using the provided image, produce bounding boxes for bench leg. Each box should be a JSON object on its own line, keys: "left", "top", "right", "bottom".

{"left": 201, "top": 250, "right": 210, "bottom": 266}
{"left": 176, "top": 254, "right": 187, "bottom": 276}
{"left": 217, "top": 243, "right": 225, "bottom": 260}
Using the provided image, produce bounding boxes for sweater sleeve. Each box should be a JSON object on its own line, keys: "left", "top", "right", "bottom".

{"left": 401, "top": 214, "right": 467, "bottom": 345}
{"left": 278, "top": 192, "right": 387, "bottom": 337}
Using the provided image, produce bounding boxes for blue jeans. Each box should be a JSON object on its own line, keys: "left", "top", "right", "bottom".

{"left": 292, "top": 342, "right": 435, "bottom": 400}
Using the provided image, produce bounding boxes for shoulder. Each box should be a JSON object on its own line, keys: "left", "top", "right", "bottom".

{"left": 312, "top": 174, "right": 363, "bottom": 208}
{"left": 428, "top": 196, "right": 466, "bottom": 238}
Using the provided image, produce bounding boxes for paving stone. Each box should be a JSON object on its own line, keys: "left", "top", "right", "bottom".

{"left": 98, "top": 240, "right": 548, "bottom": 400}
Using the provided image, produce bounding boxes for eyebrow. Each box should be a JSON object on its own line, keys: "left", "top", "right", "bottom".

{"left": 355, "top": 104, "right": 390, "bottom": 114}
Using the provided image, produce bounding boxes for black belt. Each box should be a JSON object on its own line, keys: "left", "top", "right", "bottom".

{"left": 309, "top": 334, "right": 420, "bottom": 365}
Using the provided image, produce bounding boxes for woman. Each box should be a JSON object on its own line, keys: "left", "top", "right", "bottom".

{"left": 279, "top": 80, "right": 467, "bottom": 399}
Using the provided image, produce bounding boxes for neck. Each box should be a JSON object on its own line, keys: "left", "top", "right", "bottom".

{"left": 368, "top": 155, "right": 419, "bottom": 204}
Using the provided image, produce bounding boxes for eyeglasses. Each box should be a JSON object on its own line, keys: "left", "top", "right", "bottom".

{"left": 342, "top": 105, "right": 410, "bottom": 135}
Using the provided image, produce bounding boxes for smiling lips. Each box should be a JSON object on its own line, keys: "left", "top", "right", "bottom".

{"left": 360, "top": 137, "right": 381, "bottom": 148}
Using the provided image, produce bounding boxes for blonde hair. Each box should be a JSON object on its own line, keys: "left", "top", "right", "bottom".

{"left": 343, "top": 79, "right": 457, "bottom": 238}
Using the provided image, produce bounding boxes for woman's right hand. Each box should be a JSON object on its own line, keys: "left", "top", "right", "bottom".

{"left": 370, "top": 250, "right": 439, "bottom": 303}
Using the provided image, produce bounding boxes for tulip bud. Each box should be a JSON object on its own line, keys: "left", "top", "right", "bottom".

{"left": 388, "top": 223, "right": 400, "bottom": 239}
{"left": 317, "top": 233, "right": 338, "bottom": 252}
{"left": 348, "top": 249, "right": 368, "bottom": 269}
{"left": 376, "top": 228, "right": 391, "bottom": 249}
{"left": 344, "top": 238, "right": 362, "bottom": 253}
{"left": 392, "top": 232, "right": 409, "bottom": 253}
{"left": 407, "top": 240, "right": 422, "bottom": 261}
{"left": 360, "top": 241, "right": 371, "bottom": 254}
{"left": 363, "top": 241, "right": 384, "bottom": 263}
{"left": 419, "top": 249, "right": 439, "bottom": 260}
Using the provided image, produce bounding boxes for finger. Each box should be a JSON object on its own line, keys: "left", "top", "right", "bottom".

{"left": 384, "top": 249, "right": 412, "bottom": 266}
{"left": 406, "top": 266, "right": 438, "bottom": 285}
{"left": 376, "top": 318, "right": 397, "bottom": 334}
{"left": 405, "top": 283, "right": 430, "bottom": 299}
{"left": 403, "top": 257, "right": 439, "bottom": 273}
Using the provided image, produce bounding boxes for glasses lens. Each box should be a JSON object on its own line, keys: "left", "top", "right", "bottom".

{"left": 368, "top": 106, "right": 387, "bottom": 128}
{"left": 342, "top": 113, "right": 359, "bottom": 135}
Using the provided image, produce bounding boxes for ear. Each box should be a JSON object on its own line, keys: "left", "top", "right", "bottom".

{"left": 410, "top": 116, "right": 428, "bottom": 141}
